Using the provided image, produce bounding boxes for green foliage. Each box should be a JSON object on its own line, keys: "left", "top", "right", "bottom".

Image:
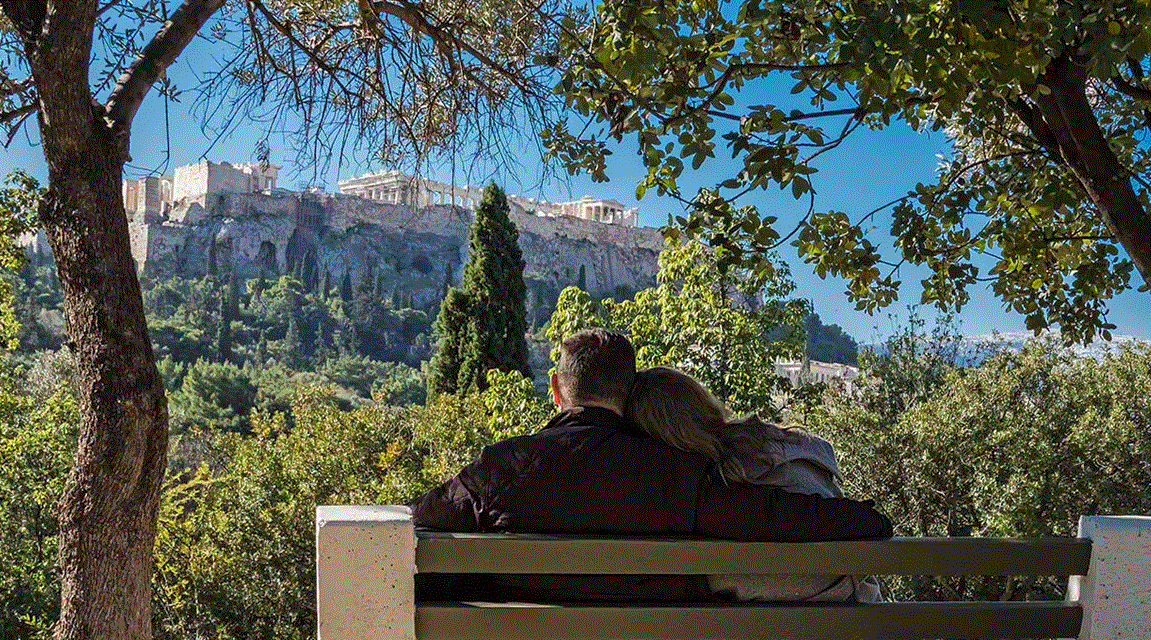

{"left": 317, "top": 354, "right": 425, "bottom": 404}
{"left": 153, "top": 373, "right": 549, "bottom": 640}
{"left": 428, "top": 184, "right": 531, "bottom": 396}
{"left": 169, "top": 359, "right": 258, "bottom": 434}
{"left": 855, "top": 312, "right": 964, "bottom": 421}
{"left": 811, "top": 336, "right": 1151, "bottom": 601}
{"left": 546, "top": 238, "right": 808, "bottom": 417}
{"left": 0, "top": 360, "right": 78, "bottom": 640}
{"left": 547, "top": 0, "right": 1151, "bottom": 342}
{"left": 0, "top": 172, "right": 40, "bottom": 349}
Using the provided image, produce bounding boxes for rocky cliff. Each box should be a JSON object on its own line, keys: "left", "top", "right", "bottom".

{"left": 129, "top": 190, "right": 664, "bottom": 309}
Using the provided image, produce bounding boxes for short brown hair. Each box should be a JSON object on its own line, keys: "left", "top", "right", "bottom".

{"left": 556, "top": 329, "right": 636, "bottom": 407}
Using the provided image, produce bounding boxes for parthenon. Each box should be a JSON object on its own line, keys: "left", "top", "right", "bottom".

{"left": 337, "top": 170, "right": 639, "bottom": 227}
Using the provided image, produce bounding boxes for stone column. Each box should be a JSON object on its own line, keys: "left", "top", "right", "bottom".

{"left": 1067, "top": 515, "right": 1151, "bottom": 640}
{"left": 316, "top": 505, "right": 416, "bottom": 640}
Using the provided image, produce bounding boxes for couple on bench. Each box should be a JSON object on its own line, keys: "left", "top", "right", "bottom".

{"left": 412, "top": 328, "right": 890, "bottom": 603}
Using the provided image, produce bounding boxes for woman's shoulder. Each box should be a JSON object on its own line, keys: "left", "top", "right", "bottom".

{"left": 759, "top": 430, "right": 842, "bottom": 481}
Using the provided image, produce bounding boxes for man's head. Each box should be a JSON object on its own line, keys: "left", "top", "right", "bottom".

{"left": 550, "top": 328, "right": 636, "bottom": 415}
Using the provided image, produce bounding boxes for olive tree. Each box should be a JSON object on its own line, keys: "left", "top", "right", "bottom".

{"left": 0, "top": 0, "right": 567, "bottom": 638}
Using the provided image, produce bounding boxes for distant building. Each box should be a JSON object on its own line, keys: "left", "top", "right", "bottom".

{"left": 122, "top": 160, "right": 282, "bottom": 224}
{"left": 338, "top": 170, "right": 639, "bottom": 227}
{"left": 775, "top": 359, "right": 859, "bottom": 394}
{"left": 122, "top": 174, "right": 173, "bottom": 223}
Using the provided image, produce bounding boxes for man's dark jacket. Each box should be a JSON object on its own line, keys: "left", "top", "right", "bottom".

{"left": 411, "top": 406, "right": 893, "bottom": 601}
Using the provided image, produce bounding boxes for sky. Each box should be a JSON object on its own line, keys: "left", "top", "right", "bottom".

{"left": 3, "top": 38, "right": 1149, "bottom": 344}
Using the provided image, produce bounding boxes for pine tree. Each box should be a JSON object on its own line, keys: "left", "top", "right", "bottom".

{"left": 427, "top": 184, "right": 530, "bottom": 397}
{"left": 321, "top": 268, "right": 332, "bottom": 302}
{"left": 252, "top": 271, "right": 267, "bottom": 303}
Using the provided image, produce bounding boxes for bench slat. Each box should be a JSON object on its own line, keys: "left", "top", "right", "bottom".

{"left": 416, "top": 601, "right": 1082, "bottom": 640}
{"left": 416, "top": 532, "right": 1091, "bottom": 576}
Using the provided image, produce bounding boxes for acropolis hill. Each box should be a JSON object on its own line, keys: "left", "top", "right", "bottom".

{"left": 76, "top": 160, "right": 665, "bottom": 308}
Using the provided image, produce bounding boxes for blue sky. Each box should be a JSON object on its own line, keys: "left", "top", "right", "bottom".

{"left": 3, "top": 42, "right": 1148, "bottom": 343}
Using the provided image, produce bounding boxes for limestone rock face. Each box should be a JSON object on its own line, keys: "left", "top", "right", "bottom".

{"left": 127, "top": 191, "right": 663, "bottom": 301}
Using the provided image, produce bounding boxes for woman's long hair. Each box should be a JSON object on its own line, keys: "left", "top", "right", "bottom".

{"left": 625, "top": 367, "right": 800, "bottom": 483}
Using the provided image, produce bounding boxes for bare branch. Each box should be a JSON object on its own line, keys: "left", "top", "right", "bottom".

{"left": 106, "top": 0, "right": 226, "bottom": 136}
{"left": 0, "top": 101, "right": 36, "bottom": 126}
{"left": 95, "top": 0, "right": 123, "bottom": 17}
{"left": 1, "top": 77, "right": 34, "bottom": 100}
{"left": 3, "top": 102, "right": 36, "bottom": 147}
{"left": 372, "top": 0, "right": 536, "bottom": 95}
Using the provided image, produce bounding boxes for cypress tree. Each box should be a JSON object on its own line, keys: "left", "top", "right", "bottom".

{"left": 207, "top": 241, "right": 218, "bottom": 278}
{"left": 313, "top": 321, "right": 331, "bottom": 366}
{"left": 256, "top": 329, "right": 268, "bottom": 365}
{"left": 216, "top": 269, "right": 236, "bottom": 363}
{"left": 284, "top": 313, "right": 303, "bottom": 370}
{"left": 340, "top": 270, "right": 353, "bottom": 304}
{"left": 427, "top": 184, "right": 530, "bottom": 397}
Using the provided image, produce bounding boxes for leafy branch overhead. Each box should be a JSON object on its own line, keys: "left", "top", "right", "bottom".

{"left": 546, "top": 0, "right": 1151, "bottom": 343}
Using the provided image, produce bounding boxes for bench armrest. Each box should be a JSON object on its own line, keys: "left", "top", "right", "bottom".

{"left": 317, "top": 505, "right": 416, "bottom": 640}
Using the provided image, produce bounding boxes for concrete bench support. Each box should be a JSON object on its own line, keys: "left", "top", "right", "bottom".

{"left": 1068, "top": 515, "right": 1151, "bottom": 640}
{"left": 316, "top": 505, "right": 415, "bottom": 640}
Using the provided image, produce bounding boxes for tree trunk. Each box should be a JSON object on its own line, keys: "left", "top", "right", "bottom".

{"left": 1033, "top": 55, "right": 1151, "bottom": 286}
{"left": 40, "top": 103, "right": 169, "bottom": 640}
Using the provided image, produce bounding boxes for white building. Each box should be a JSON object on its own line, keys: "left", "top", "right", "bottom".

{"left": 775, "top": 359, "right": 859, "bottom": 394}
{"left": 337, "top": 170, "right": 639, "bottom": 227}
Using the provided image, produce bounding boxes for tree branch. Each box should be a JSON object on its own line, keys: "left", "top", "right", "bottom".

{"left": 1007, "top": 96, "right": 1061, "bottom": 164}
{"left": 0, "top": 0, "right": 45, "bottom": 45}
{"left": 3, "top": 103, "right": 36, "bottom": 147}
{"left": 372, "top": 0, "right": 535, "bottom": 95}
{"left": 0, "top": 101, "right": 37, "bottom": 126}
{"left": 1110, "top": 75, "right": 1151, "bottom": 101}
{"left": 1044, "top": 234, "right": 1114, "bottom": 243}
{"left": 105, "top": 0, "right": 226, "bottom": 141}
{"left": 785, "top": 106, "right": 862, "bottom": 122}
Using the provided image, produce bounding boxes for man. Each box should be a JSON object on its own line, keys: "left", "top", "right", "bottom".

{"left": 411, "top": 328, "right": 892, "bottom": 600}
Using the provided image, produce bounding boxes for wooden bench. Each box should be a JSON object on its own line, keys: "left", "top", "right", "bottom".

{"left": 315, "top": 506, "right": 1151, "bottom": 640}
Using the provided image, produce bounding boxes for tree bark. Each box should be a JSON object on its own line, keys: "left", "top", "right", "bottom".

{"left": 39, "top": 104, "right": 170, "bottom": 640}
{"left": 1032, "top": 54, "right": 1151, "bottom": 286}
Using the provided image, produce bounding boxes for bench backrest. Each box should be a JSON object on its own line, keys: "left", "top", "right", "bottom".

{"left": 315, "top": 507, "right": 1151, "bottom": 640}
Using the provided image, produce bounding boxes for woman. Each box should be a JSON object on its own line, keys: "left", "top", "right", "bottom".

{"left": 626, "top": 366, "right": 881, "bottom": 602}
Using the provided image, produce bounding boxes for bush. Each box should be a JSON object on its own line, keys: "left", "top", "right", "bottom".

{"left": 154, "top": 372, "right": 550, "bottom": 640}
{"left": 812, "top": 338, "right": 1151, "bottom": 601}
